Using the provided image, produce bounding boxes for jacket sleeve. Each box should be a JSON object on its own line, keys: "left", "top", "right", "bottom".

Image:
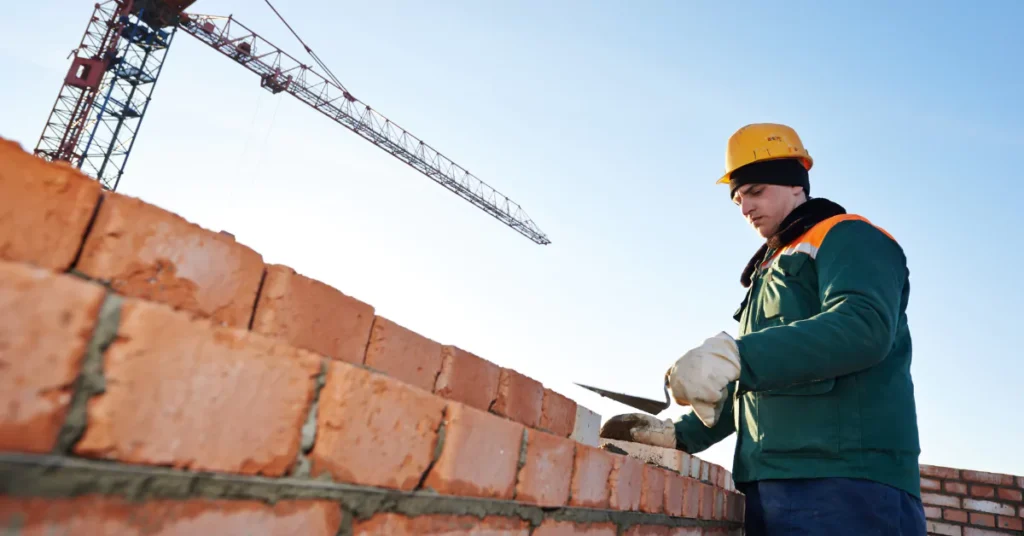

{"left": 735, "top": 220, "right": 908, "bottom": 393}
{"left": 673, "top": 382, "right": 737, "bottom": 453}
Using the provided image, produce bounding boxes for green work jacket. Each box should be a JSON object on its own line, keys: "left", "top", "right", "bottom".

{"left": 674, "top": 214, "right": 922, "bottom": 498}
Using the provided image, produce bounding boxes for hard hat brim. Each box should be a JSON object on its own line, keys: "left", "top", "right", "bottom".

{"left": 717, "top": 155, "right": 813, "bottom": 186}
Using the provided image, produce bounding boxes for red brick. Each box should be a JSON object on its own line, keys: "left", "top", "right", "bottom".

{"left": 681, "top": 478, "right": 700, "bottom": 518}
{"left": 921, "top": 477, "right": 942, "bottom": 491}
{"left": 962, "top": 470, "right": 1015, "bottom": 487}
{"left": 944, "top": 509, "right": 968, "bottom": 523}
{"left": 970, "top": 485, "right": 996, "bottom": 499}
{"left": 970, "top": 512, "right": 995, "bottom": 527}
{"left": 926, "top": 521, "right": 962, "bottom": 536}
{"left": 608, "top": 452, "right": 643, "bottom": 511}
{"left": 997, "top": 515, "right": 1023, "bottom": 530}
{"left": 540, "top": 388, "right": 577, "bottom": 437}
{"left": 1017, "top": 476, "right": 1024, "bottom": 489}
{"left": 515, "top": 429, "right": 575, "bottom": 506}
{"left": 353, "top": 513, "right": 529, "bottom": 535}
{"left": 0, "top": 138, "right": 102, "bottom": 271}
{"left": 699, "top": 481, "right": 715, "bottom": 519}
{"left": 490, "top": 367, "right": 543, "bottom": 428}
{"left": 639, "top": 464, "right": 666, "bottom": 514}
{"left": 664, "top": 472, "right": 685, "bottom": 516}
{"left": 308, "top": 362, "right": 445, "bottom": 490}
{"left": 533, "top": 520, "right": 617, "bottom": 536}
{"left": 922, "top": 465, "right": 961, "bottom": 480}
{"left": 713, "top": 487, "right": 726, "bottom": 520}
{"left": 728, "top": 491, "right": 746, "bottom": 523}
{"left": 946, "top": 481, "right": 969, "bottom": 495}
{"left": 923, "top": 492, "right": 962, "bottom": 508}
{"left": 433, "top": 345, "right": 500, "bottom": 412}
{"left": 250, "top": 264, "right": 374, "bottom": 363}
{"left": 997, "top": 487, "right": 1022, "bottom": 502}
{"left": 74, "top": 299, "right": 320, "bottom": 476}
{"left": 363, "top": 316, "right": 443, "bottom": 391}
{"left": 0, "top": 495, "right": 341, "bottom": 534}
{"left": 709, "top": 464, "right": 720, "bottom": 488}
{"left": 924, "top": 505, "right": 942, "bottom": 519}
{"left": 570, "top": 444, "right": 615, "bottom": 508}
{"left": 623, "top": 527, "right": 673, "bottom": 536}
{"left": 421, "top": 402, "right": 523, "bottom": 499}
{"left": 0, "top": 262, "right": 105, "bottom": 453}
{"left": 75, "top": 192, "right": 264, "bottom": 327}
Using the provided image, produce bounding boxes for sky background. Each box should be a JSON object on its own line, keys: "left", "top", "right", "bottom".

{"left": 2, "top": 1, "right": 1021, "bottom": 476}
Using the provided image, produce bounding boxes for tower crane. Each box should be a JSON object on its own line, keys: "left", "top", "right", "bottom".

{"left": 33, "top": 0, "right": 550, "bottom": 245}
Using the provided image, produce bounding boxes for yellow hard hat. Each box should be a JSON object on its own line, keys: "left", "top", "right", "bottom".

{"left": 717, "top": 123, "right": 813, "bottom": 184}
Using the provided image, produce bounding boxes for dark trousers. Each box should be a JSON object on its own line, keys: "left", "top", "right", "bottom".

{"left": 738, "top": 477, "right": 927, "bottom": 535}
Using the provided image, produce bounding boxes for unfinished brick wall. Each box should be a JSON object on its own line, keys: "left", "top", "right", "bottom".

{"left": 0, "top": 136, "right": 744, "bottom": 534}
{"left": 920, "top": 464, "right": 1024, "bottom": 536}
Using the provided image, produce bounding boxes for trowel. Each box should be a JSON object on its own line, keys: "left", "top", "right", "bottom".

{"left": 574, "top": 377, "right": 675, "bottom": 416}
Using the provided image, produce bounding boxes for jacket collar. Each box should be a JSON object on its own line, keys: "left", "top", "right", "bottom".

{"left": 740, "top": 198, "right": 846, "bottom": 288}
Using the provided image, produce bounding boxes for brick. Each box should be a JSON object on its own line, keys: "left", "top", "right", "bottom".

{"left": 608, "top": 452, "right": 643, "bottom": 511}
{"left": 251, "top": 264, "right": 374, "bottom": 364}
{"left": 75, "top": 192, "right": 264, "bottom": 327}
{"left": 962, "top": 470, "right": 1015, "bottom": 487}
{"left": 623, "top": 527, "right": 676, "bottom": 536}
{"left": 963, "top": 499, "right": 1016, "bottom": 516}
{"left": 701, "top": 460, "right": 710, "bottom": 482}
{"left": 924, "top": 505, "right": 942, "bottom": 519}
{"left": 681, "top": 478, "right": 700, "bottom": 518}
{"left": 926, "top": 521, "right": 963, "bottom": 536}
{"left": 713, "top": 487, "right": 725, "bottom": 520}
{"left": 921, "top": 464, "right": 961, "bottom": 480}
{"left": 363, "top": 316, "right": 443, "bottom": 391}
{"left": 571, "top": 404, "right": 601, "bottom": 447}
{"left": 963, "top": 528, "right": 1007, "bottom": 536}
{"left": 921, "top": 477, "right": 942, "bottom": 491}
{"left": 600, "top": 438, "right": 685, "bottom": 472}
{"left": 353, "top": 513, "right": 529, "bottom": 535}
{"left": 709, "top": 464, "right": 720, "bottom": 487}
{"left": 515, "top": 429, "right": 575, "bottom": 506}
{"left": 699, "top": 481, "right": 714, "bottom": 519}
{"left": 639, "top": 464, "right": 666, "bottom": 513}
{"left": 540, "top": 388, "right": 577, "bottom": 437}
{"left": 421, "top": 402, "right": 523, "bottom": 499}
{"left": 944, "top": 509, "right": 968, "bottom": 523}
{"left": 74, "top": 298, "right": 320, "bottom": 476}
{"left": 728, "top": 491, "right": 746, "bottom": 522}
{"left": 0, "top": 495, "right": 341, "bottom": 534}
{"left": 0, "top": 262, "right": 105, "bottom": 453}
{"left": 533, "top": 520, "right": 617, "bottom": 536}
{"left": 970, "top": 485, "right": 996, "bottom": 499}
{"left": 664, "top": 471, "right": 685, "bottom": 516}
{"left": 947, "top": 481, "right": 969, "bottom": 495}
{"left": 0, "top": 138, "right": 102, "bottom": 271}
{"left": 997, "top": 487, "right": 1022, "bottom": 502}
{"left": 491, "top": 367, "right": 543, "bottom": 428}
{"left": 970, "top": 512, "right": 996, "bottom": 527}
{"left": 308, "top": 362, "right": 446, "bottom": 490}
{"left": 922, "top": 493, "right": 962, "bottom": 508}
{"left": 570, "top": 444, "right": 615, "bottom": 508}
{"left": 679, "top": 451, "right": 692, "bottom": 477}
{"left": 433, "top": 345, "right": 500, "bottom": 412}
{"left": 1018, "top": 476, "right": 1024, "bottom": 489}
{"left": 997, "top": 515, "right": 1023, "bottom": 530}
{"left": 689, "top": 457, "right": 702, "bottom": 479}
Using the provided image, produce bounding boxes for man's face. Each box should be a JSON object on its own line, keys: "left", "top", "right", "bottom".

{"left": 732, "top": 183, "right": 805, "bottom": 238}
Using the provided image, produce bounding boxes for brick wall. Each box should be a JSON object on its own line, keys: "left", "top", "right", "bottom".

{"left": 0, "top": 136, "right": 743, "bottom": 534}
{"left": 921, "top": 464, "right": 1024, "bottom": 535}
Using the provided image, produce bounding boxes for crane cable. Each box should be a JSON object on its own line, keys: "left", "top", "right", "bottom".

{"left": 262, "top": 0, "right": 350, "bottom": 95}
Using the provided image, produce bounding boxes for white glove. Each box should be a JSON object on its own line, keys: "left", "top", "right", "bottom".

{"left": 667, "top": 332, "right": 741, "bottom": 428}
{"left": 599, "top": 413, "right": 677, "bottom": 449}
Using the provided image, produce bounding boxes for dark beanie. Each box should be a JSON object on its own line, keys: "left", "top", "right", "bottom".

{"left": 729, "top": 158, "right": 810, "bottom": 200}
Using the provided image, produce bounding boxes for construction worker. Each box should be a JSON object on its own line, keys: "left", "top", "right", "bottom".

{"left": 600, "top": 123, "right": 925, "bottom": 535}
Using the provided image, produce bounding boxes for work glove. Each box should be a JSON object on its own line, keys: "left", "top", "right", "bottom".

{"left": 599, "top": 413, "right": 676, "bottom": 449}
{"left": 666, "top": 332, "right": 741, "bottom": 428}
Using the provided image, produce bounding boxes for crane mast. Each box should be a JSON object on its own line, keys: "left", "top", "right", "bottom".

{"left": 32, "top": 1, "right": 550, "bottom": 245}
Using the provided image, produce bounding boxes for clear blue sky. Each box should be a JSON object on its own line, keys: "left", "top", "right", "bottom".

{"left": 3, "top": 1, "right": 1021, "bottom": 477}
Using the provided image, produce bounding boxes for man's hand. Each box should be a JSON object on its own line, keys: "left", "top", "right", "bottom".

{"left": 667, "top": 332, "right": 741, "bottom": 428}
{"left": 599, "top": 413, "right": 676, "bottom": 449}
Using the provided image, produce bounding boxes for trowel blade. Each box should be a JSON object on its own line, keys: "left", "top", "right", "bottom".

{"left": 574, "top": 381, "right": 673, "bottom": 415}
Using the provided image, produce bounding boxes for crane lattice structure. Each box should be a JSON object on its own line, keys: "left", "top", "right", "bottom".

{"left": 33, "top": 0, "right": 550, "bottom": 245}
